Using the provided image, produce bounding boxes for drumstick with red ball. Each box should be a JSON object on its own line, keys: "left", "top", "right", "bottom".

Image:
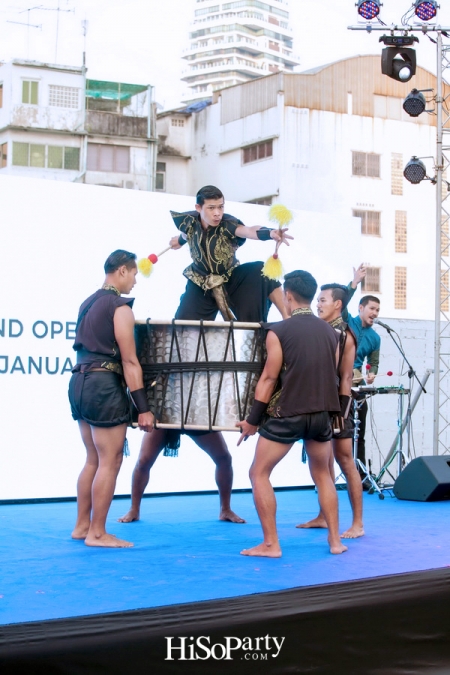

{"left": 353, "top": 370, "right": 393, "bottom": 383}
{"left": 137, "top": 246, "right": 172, "bottom": 277}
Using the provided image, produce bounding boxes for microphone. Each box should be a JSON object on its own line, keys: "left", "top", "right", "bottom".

{"left": 373, "top": 318, "right": 393, "bottom": 331}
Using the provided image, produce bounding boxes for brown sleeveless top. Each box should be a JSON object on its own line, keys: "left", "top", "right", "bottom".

{"left": 266, "top": 311, "right": 340, "bottom": 417}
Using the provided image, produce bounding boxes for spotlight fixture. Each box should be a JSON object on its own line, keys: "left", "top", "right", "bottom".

{"left": 414, "top": 0, "right": 439, "bottom": 21}
{"left": 357, "top": 0, "right": 381, "bottom": 20}
{"left": 403, "top": 89, "right": 426, "bottom": 117}
{"left": 403, "top": 156, "right": 427, "bottom": 184}
{"left": 381, "top": 47, "right": 416, "bottom": 82}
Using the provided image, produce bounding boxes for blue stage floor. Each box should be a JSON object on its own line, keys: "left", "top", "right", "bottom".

{"left": 1, "top": 489, "right": 449, "bottom": 627}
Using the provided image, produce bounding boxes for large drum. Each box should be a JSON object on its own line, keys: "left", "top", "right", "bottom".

{"left": 135, "top": 320, "right": 265, "bottom": 431}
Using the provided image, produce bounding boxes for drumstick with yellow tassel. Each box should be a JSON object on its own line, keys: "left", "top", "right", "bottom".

{"left": 137, "top": 246, "right": 172, "bottom": 277}
{"left": 262, "top": 204, "right": 294, "bottom": 280}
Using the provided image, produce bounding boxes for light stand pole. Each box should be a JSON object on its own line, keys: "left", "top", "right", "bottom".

{"left": 348, "top": 21, "right": 450, "bottom": 456}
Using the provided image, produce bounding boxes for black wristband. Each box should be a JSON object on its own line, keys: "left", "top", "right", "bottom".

{"left": 339, "top": 394, "right": 352, "bottom": 420}
{"left": 130, "top": 388, "right": 150, "bottom": 414}
{"left": 247, "top": 399, "right": 268, "bottom": 426}
{"left": 256, "top": 227, "right": 274, "bottom": 241}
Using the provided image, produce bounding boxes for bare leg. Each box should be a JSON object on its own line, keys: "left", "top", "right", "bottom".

{"left": 305, "top": 439, "right": 347, "bottom": 555}
{"left": 241, "top": 437, "right": 292, "bottom": 557}
{"left": 194, "top": 432, "right": 245, "bottom": 523}
{"left": 72, "top": 421, "right": 99, "bottom": 539}
{"left": 118, "top": 429, "right": 166, "bottom": 523}
{"left": 269, "top": 287, "right": 289, "bottom": 320}
{"left": 85, "top": 424, "right": 133, "bottom": 548}
{"left": 334, "top": 438, "right": 364, "bottom": 538}
{"left": 296, "top": 444, "right": 334, "bottom": 529}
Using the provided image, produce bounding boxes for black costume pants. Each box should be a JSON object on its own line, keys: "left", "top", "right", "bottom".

{"left": 175, "top": 261, "right": 281, "bottom": 323}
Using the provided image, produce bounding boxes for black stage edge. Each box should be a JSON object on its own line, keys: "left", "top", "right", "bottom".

{"left": 1, "top": 568, "right": 450, "bottom": 675}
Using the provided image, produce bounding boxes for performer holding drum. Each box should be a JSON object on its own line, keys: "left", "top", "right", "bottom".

{"left": 119, "top": 186, "right": 293, "bottom": 526}
{"left": 69, "top": 250, "right": 154, "bottom": 548}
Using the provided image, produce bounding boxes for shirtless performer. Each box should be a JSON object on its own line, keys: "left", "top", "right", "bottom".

{"left": 297, "top": 282, "right": 364, "bottom": 539}
{"left": 237, "top": 270, "right": 347, "bottom": 557}
{"left": 69, "top": 250, "right": 154, "bottom": 548}
{"left": 119, "top": 186, "right": 292, "bottom": 526}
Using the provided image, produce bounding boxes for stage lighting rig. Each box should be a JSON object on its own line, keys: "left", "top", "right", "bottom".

{"left": 414, "top": 0, "right": 439, "bottom": 22}
{"left": 380, "top": 34, "right": 418, "bottom": 82}
{"left": 402, "top": 88, "right": 431, "bottom": 116}
{"left": 357, "top": 0, "right": 381, "bottom": 20}
{"left": 403, "top": 156, "right": 428, "bottom": 184}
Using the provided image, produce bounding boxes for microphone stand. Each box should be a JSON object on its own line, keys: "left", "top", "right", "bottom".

{"left": 375, "top": 323, "right": 426, "bottom": 481}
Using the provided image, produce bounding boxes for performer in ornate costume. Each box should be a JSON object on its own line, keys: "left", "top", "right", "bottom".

{"left": 237, "top": 270, "right": 347, "bottom": 558}
{"left": 119, "top": 187, "right": 293, "bottom": 526}
{"left": 297, "top": 282, "right": 364, "bottom": 538}
{"left": 171, "top": 185, "right": 292, "bottom": 321}
{"left": 69, "top": 250, "right": 154, "bottom": 548}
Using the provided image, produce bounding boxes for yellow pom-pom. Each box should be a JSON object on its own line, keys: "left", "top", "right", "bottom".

{"left": 262, "top": 254, "right": 283, "bottom": 280}
{"left": 138, "top": 257, "right": 153, "bottom": 278}
{"left": 268, "top": 204, "right": 293, "bottom": 228}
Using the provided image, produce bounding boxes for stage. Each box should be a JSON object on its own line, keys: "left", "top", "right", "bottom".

{"left": 1, "top": 488, "right": 450, "bottom": 674}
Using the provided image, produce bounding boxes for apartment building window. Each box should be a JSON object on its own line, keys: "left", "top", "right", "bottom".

{"left": 395, "top": 267, "right": 407, "bottom": 309}
{"left": 49, "top": 85, "right": 79, "bottom": 109}
{"left": 0, "top": 84, "right": 3, "bottom": 108}
{"left": 442, "top": 216, "right": 449, "bottom": 257}
{"left": 87, "top": 143, "right": 130, "bottom": 173}
{"left": 395, "top": 211, "right": 407, "bottom": 253}
{"left": 171, "top": 118, "right": 185, "bottom": 127}
{"left": 391, "top": 153, "right": 403, "bottom": 195}
{"left": 352, "top": 151, "right": 380, "bottom": 178}
{"left": 155, "top": 162, "right": 166, "bottom": 191}
{"left": 12, "top": 142, "right": 80, "bottom": 170}
{"left": 22, "top": 80, "right": 39, "bottom": 105}
{"left": 441, "top": 270, "right": 449, "bottom": 312}
{"left": 361, "top": 267, "right": 380, "bottom": 293}
{"left": 0, "top": 143, "right": 7, "bottom": 168}
{"left": 242, "top": 139, "right": 273, "bottom": 165}
{"left": 353, "top": 209, "right": 380, "bottom": 236}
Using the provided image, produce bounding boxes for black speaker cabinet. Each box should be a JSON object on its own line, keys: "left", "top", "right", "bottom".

{"left": 393, "top": 456, "right": 450, "bottom": 502}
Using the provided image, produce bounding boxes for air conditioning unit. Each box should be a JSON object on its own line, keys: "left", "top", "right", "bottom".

{"left": 123, "top": 180, "right": 137, "bottom": 189}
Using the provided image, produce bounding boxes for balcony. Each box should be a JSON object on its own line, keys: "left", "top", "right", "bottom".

{"left": 85, "top": 111, "right": 148, "bottom": 138}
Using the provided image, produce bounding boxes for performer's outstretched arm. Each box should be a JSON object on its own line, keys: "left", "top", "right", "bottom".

{"left": 234, "top": 224, "right": 293, "bottom": 246}
{"left": 342, "top": 263, "right": 366, "bottom": 321}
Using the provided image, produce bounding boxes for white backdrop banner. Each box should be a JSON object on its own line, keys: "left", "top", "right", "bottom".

{"left": 0, "top": 175, "right": 360, "bottom": 500}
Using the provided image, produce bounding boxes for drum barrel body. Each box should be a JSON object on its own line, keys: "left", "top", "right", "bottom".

{"left": 135, "top": 320, "right": 265, "bottom": 431}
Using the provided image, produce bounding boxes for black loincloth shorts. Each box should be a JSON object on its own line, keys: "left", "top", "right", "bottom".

{"left": 259, "top": 411, "right": 333, "bottom": 445}
{"left": 68, "top": 371, "right": 131, "bottom": 428}
{"left": 332, "top": 415, "right": 354, "bottom": 440}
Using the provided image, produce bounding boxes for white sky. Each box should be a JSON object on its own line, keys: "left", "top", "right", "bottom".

{"left": 1, "top": 0, "right": 450, "bottom": 110}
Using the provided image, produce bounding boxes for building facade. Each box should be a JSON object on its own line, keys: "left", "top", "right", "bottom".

{"left": 182, "top": 0, "right": 300, "bottom": 102}
{"left": 156, "top": 55, "right": 449, "bottom": 321}
{"left": 0, "top": 59, "right": 157, "bottom": 190}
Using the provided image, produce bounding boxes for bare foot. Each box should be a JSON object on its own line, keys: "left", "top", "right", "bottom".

{"left": 240, "top": 542, "right": 282, "bottom": 558}
{"left": 219, "top": 509, "right": 246, "bottom": 523}
{"left": 341, "top": 525, "right": 365, "bottom": 539}
{"left": 296, "top": 516, "right": 327, "bottom": 529}
{"left": 117, "top": 509, "right": 140, "bottom": 523}
{"left": 85, "top": 533, "right": 134, "bottom": 548}
{"left": 71, "top": 526, "right": 89, "bottom": 540}
{"left": 328, "top": 537, "right": 348, "bottom": 555}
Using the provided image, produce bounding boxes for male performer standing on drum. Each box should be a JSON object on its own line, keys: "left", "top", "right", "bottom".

{"left": 69, "top": 250, "right": 154, "bottom": 548}
{"left": 342, "top": 266, "right": 381, "bottom": 482}
{"left": 297, "top": 282, "right": 364, "bottom": 538}
{"left": 119, "top": 186, "right": 292, "bottom": 526}
{"left": 170, "top": 185, "right": 293, "bottom": 322}
{"left": 237, "top": 270, "right": 347, "bottom": 557}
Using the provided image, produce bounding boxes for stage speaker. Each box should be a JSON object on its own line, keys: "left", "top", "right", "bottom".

{"left": 393, "top": 456, "right": 450, "bottom": 501}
